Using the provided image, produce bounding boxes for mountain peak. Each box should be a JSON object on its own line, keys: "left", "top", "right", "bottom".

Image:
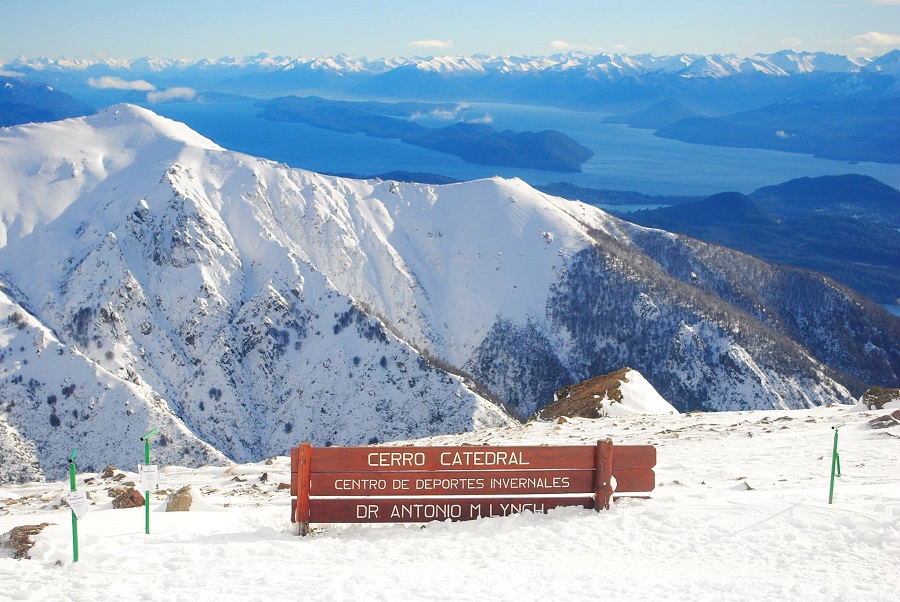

{"left": 536, "top": 367, "right": 678, "bottom": 420}
{"left": 1, "top": 105, "right": 895, "bottom": 483}
{"left": 89, "top": 104, "right": 224, "bottom": 151}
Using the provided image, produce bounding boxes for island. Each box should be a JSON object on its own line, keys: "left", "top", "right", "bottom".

{"left": 257, "top": 95, "right": 594, "bottom": 172}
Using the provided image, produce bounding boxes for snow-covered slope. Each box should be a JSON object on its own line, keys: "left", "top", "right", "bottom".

{"left": 0, "top": 106, "right": 515, "bottom": 478}
{"left": 1, "top": 404, "right": 897, "bottom": 601}
{"left": 0, "top": 105, "right": 896, "bottom": 482}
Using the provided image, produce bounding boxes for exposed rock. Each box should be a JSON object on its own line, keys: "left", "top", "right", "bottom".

{"left": 112, "top": 487, "right": 145, "bottom": 509}
{"left": 542, "top": 367, "right": 632, "bottom": 420}
{"left": 165, "top": 485, "right": 193, "bottom": 512}
{"left": 868, "top": 409, "right": 900, "bottom": 429}
{"left": 535, "top": 367, "right": 676, "bottom": 420}
{"left": 1, "top": 523, "right": 53, "bottom": 559}
{"left": 860, "top": 387, "right": 900, "bottom": 410}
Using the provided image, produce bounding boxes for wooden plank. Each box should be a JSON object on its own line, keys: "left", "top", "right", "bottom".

{"left": 612, "top": 467, "right": 656, "bottom": 493}
{"left": 594, "top": 439, "right": 613, "bottom": 511}
{"left": 309, "top": 496, "right": 594, "bottom": 523}
{"left": 295, "top": 443, "right": 312, "bottom": 534}
{"left": 310, "top": 469, "right": 595, "bottom": 496}
{"left": 611, "top": 445, "right": 657, "bottom": 469}
{"left": 290, "top": 446, "right": 299, "bottom": 497}
{"left": 310, "top": 445, "right": 595, "bottom": 473}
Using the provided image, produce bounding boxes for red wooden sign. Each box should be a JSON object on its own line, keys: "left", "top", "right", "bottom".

{"left": 311, "top": 469, "right": 594, "bottom": 496}
{"left": 310, "top": 496, "right": 595, "bottom": 523}
{"left": 290, "top": 440, "right": 656, "bottom": 534}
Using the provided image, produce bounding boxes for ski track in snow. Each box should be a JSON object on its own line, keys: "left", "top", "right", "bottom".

{"left": 1, "top": 404, "right": 898, "bottom": 601}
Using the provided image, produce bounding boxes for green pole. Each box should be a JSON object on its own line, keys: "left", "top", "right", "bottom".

{"left": 141, "top": 428, "right": 158, "bottom": 534}
{"left": 68, "top": 449, "right": 78, "bottom": 563}
{"left": 828, "top": 424, "right": 845, "bottom": 504}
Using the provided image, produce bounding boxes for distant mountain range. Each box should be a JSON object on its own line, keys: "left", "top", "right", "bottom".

{"left": 1, "top": 106, "right": 897, "bottom": 482}
{"left": 5, "top": 50, "right": 898, "bottom": 165}
{"left": 0, "top": 75, "right": 93, "bottom": 126}
{"left": 621, "top": 175, "right": 900, "bottom": 304}
{"left": 4, "top": 50, "right": 897, "bottom": 113}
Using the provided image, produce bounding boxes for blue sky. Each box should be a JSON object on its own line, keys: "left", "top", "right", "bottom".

{"left": 3, "top": 0, "right": 899, "bottom": 60}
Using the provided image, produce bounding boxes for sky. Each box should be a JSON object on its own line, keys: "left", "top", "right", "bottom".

{"left": 2, "top": 0, "right": 899, "bottom": 61}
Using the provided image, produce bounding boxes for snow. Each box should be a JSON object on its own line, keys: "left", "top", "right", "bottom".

{"left": 607, "top": 370, "right": 678, "bottom": 417}
{"left": 0, "top": 103, "right": 887, "bottom": 480}
{"left": 1, "top": 50, "right": 883, "bottom": 84}
{"left": 1, "top": 404, "right": 897, "bottom": 601}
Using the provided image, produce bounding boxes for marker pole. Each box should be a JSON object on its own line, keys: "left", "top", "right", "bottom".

{"left": 140, "top": 428, "right": 159, "bottom": 534}
{"left": 828, "top": 424, "right": 845, "bottom": 504}
{"left": 68, "top": 449, "right": 79, "bottom": 562}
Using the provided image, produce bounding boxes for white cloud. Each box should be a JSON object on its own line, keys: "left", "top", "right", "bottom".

{"left": 410, "top": 106, "right": 464, "bottom": 121}
{"left": 850, "top": 31, "right": 900, "bottom": 46}
{"left": 780, "top": 37, "right": 804, "bottom": 48}
{"left": 147, "top": 87, "right": 196, "bottom": 103}
{"left": 0, "top": 70, "right": 25, "bottom": 78}
{"left": 550, "top": 40, "right": 603, "bottom": 53}
{"left": 466, "top": 113, "right": 494, "bottom": 124}
{"left": 409, "top": 40, "right": 453, "bottom": 49}
{"left": 88, "top": 76, "right": 156, "bottom": 91}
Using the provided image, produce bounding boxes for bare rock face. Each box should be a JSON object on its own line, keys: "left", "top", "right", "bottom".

{"left": 868, "top": 409, "right": 900, "bottom": 429}
{"left": 165, "top": 485, "right": 193, "bottom": 512}
{"left": 1, "top": 523, "right": 53, "bottom": 559}
{"left": 535, "top": 366, "right": 677, "bottom": 420}
{"left": 539, "top": 367, "right": 633, "bottom": 420}
{"left": 112, "top": 487, "right": 145, "bottom": 509}
{"left": 860, "top": 387, "right": 900, "bottom": 410}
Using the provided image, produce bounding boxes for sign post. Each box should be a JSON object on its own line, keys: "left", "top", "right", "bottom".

{"left": 67, "top": 449, "right": 79, "bottom": 562}
{"left": 828, "top": 424, "right": 845, "bottom": 504}
{"left": 140, "top": 428, "right": 159, "bottom": 534}
{"left": 291, "top": 440, "right": 657, "bottom": 533}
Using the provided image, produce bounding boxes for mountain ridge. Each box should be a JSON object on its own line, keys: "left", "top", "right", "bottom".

{"left": 5, "top": 50, "right": 895, "bottom": 114}
{"left": 1, "top": 105, "right": 897, "bottom": 482}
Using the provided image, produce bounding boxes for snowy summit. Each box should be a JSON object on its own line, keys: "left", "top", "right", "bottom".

{"left": 0, "top": 105, "right": 896, "bottom": 484}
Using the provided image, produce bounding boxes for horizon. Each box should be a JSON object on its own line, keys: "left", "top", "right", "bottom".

{"left": 2, "top": 1, "right": 898, "bottom": 63}
{"left": 3, "top": 46, "right": 899, "bottom": 65}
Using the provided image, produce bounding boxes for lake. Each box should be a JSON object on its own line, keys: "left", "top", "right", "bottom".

{"left": 145, "top": 100, "right": 900, "bottom": 196}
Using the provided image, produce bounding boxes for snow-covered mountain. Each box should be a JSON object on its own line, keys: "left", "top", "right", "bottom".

{"left": 1, "top": 50, "right": 873, "bottom": 81}
{"left": 1, "top": 105, "right": 897, "bottom": 482}
{"left": 3, "top": 50, "right": 892, "bottom": 112}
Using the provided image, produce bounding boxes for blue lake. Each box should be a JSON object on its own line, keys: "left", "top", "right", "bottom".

{"left": 145, "top": 100, "right": 900, "bottom": 196}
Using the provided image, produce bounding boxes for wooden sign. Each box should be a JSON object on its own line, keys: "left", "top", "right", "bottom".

{"left": 290, "top": 440, "right": 656, "bottom": 534}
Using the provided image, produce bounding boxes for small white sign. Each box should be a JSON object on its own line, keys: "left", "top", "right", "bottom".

{"left": 139, "top": 464, "right": 159, "bottom": 492}
{"left": 65, "top": 491, "right": 90, "bottom": 519}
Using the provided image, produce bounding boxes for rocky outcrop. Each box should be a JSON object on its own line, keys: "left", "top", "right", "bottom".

{"left": 860, "top": 387, "right": 900, "bottom": 410}
{"left": 534, "top": 367, "right": 677, "bottom": 420}
{"left": 165, "top": 485, "right": 193, "bottom": 512}
{"left": 0, "top": 523, "right": 53, "bottom": 559}
{"left": 111, "top": 487, "right": 145, "bottom": 509}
